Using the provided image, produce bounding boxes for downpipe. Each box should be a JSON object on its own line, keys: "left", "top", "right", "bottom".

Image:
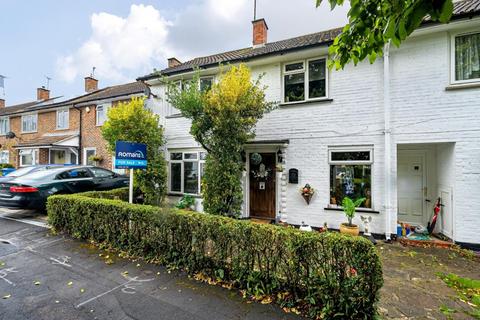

{"left": 383, "top": 41, "right": 392, "bottom": 241}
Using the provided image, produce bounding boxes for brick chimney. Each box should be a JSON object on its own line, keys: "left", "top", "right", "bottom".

{"left": 0, "top": 99, "right": 4, "bottom": 108}
{"left": 252, "top": 18, "right": 268, "bottom": 47}
{"left": 37, "top": 86, "right": 50, "bottom": 101}
{"left": 85, "top": 76, "right": 98, "bottom": 93}
{"left": 168, "top": 57, "right": 182, "bottom": 68}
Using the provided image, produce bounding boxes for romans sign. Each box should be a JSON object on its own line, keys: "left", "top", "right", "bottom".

{"left": 115, "top": 141, "right": 147, "bottom": 169}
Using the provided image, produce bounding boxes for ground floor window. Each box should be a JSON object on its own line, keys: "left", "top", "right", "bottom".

{"left": 0, "top": 150, "right": 9, "bottom": 164}
{"left": 84, "top": 148, "right": 97, "bottom": 166}
{"left": 50, "top": 149, "right": 78, "bottom": 165}
{"left": 169, "top": 150, "right": 206, "bottom": 195}
{"left": 329, "top": 148, "right": 373, "bottom": 208}
{"left": 19, "top": 149, "right": 39, "bottom": 167}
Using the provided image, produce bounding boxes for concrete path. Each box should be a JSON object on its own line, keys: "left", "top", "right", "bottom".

{"left": 0, "top": 212, "right": 301, "bottom": 320}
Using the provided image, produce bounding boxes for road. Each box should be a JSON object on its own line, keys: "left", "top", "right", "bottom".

{"left": 0, "top": 210, "right": 301, "bottom": 320}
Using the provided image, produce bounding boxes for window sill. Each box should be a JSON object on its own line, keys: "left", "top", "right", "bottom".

{"left": 445, "top": 82, "right": 480, "bottom": 91}
{"left": 21, "top": 131, "right": 37, "bottom": 134}
{"left": 167, "top": 192, "right": 202, "bottom": 198}
{"left": 324, "top": 207, "right": 380, "bottom": 214}
{"left": 280, "top": 98, "right": 333, "bottom": 107}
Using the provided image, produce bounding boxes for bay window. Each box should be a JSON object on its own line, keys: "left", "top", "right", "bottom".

{"left": 169, "top": 151, "right": 206, "bottom": 195}
{"left": 453, "top": 31, "right": 480, "bottom": 83}
{"left": 329, "top": 148, "right": 373, "bottom": 209}
{"left": 283, "top": 58, "right": 327, "bottom": 103}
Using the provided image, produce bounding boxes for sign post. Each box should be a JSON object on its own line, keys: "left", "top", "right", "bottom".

{"left": 114, "top": 141, "right": 148, "bottom": 203}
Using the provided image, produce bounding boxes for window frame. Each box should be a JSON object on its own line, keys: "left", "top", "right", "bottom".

{"left": 19, "top": 148, "right": 39, "bottom": 167}
{"left": 199, "top": 76, "right": 214, "bottom": 92}
{"left": 83, "top": 147, "right": 97, "bottom": 165}
{"left": 96, "top": 103, "right": 111, "bottom": 126}
{"left": 168, "top": 150, "right": 206, "bottom": 196}
{"left": 0, "top": 150, "right": 9, "bottom": 164}
{"left": 282, "top": 57, "right": 328, "bottom": 104}
{"left": 328, "top": 146, "right": 374, "bottom": 210}
{"left": 450, "top": 29, "right": 480, "bottom": 85}
{"left": 56, "top": 107, "right": 70, "bottom": 130}
{"left": 0, "top": 116, "right": 10, "bottom": 135}
{"left": 21, "top": 113, "right": 38, "bottom": 133}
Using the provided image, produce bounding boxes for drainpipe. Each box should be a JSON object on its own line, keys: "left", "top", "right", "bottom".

{"left": 383, "top": 41, "right": 392, "bottom": 240}
{"left": 73, "top": 104, "right": 82, "bottom": 165}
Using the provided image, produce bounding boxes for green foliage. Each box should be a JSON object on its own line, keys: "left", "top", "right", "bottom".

{"left": 101, "top": 97, "right": 167, "bottom": 205}
{"left": 438, "top": 273, "right": 480, "bottom": 318}
{"left": 168, "top": 65, "right": 276, "bottom": 216}
{"left": 175, "top": 195, "right": 196, "bottom": 210}
{"left": 78, "top": 188, "right": 130, "bottom": 201}
{"left": 316, "top": 0, "right": 455, "bottom": 69}
{"left": 0, "top": 163, "right": 14, "bottom": 169}
{"left": 47, "top": 194, "right": 383, "bottom": 319}
{"left": 342, "top": 196, "right": 366, "bottom": 226}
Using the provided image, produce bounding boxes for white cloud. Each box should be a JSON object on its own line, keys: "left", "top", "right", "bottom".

{"left": 56, "top": 4, "right": 172, "bottom": 83}
{"left": 56, "top": 1, "right": 349, "bottom": 84}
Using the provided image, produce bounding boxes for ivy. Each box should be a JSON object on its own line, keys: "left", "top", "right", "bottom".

{"left": 47, "top": 191, "right": 383, "bottom": 319}
{"left": 168, "top": 65, "right": 276, "bottom": 216}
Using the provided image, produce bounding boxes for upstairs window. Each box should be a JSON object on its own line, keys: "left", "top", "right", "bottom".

{"left": 453, "top": 31, "right": 480, "bottom": 83}
{"left": 96, "top": 103, "right": 111, "bottom": 126}
{"left": 200, "top": 77, "right": 214, "bottom": 92}
{"left": 283, "top": 58, "right": 327, "bottom": 103}
{"left": 0, "top": 116, "right": 9, "bottom": 135}
{"left": 21, "top": 114, "right": 38, "bottom": 133}
{"left": 56, "top": 108, "right": 69, "bottom": 130}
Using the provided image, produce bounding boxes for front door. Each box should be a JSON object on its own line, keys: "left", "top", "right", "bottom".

{"left": 249, "top": 153, "right": 276, "bottom": 219}
{"left": 397, "top": 152, "right": 426, "bottom": 225}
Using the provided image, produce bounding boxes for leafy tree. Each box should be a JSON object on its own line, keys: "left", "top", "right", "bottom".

{"left": 317, "top": 0, "right": 455, "bottom": 68}
{"left": 168, "top": 64, "right": 276, "bottom": 216}
{"left": 101, "top": 97, "right": 167, "bottom": 205}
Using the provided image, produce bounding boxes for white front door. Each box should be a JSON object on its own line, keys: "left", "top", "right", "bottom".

{"left": 439, "top": 188, "right": 453, "bottom": 238}
{"left": 397, "top": 152, "right": 426, "bottom": 225}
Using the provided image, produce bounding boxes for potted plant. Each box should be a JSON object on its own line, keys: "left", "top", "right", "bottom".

{"left": 340, "top": 196, "right": 366, "bottom": 236}
{"left": 300, "top": 184, "right": 314, "bottom": 205}
{"left": 175, "top": 195, "right": 196, "bottom": 211}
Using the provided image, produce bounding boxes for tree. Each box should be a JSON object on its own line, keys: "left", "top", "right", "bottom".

{"left": 168, "top": 64, "right": 276, "bottom": 216}
{"left": 101, "top": 97, "right": 167, "bottom": 205}
{"left": 318, "top": 0, "right": 454, "bottom": 69}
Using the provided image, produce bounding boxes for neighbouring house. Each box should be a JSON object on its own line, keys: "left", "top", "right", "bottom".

{"left": 0, "top": 78, "right": 147, "bottom": 170}
{"left": 139, "top": 0, "right": 480, "bottom": 248}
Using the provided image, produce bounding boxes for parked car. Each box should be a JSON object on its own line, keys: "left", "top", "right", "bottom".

{"left": 0, "top": 165, "right": 66, "bottom": 183}
{"left": 0, "top": 166, "right": 129, "bottom": 210}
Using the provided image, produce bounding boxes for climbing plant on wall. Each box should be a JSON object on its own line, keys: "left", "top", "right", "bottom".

{"left": 168, "top": 64, "right": 276, "bottom": 216}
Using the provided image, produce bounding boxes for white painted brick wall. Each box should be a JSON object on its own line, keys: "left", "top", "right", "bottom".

{"left": 148, "top": 24, "right": 480, "bottom": 244}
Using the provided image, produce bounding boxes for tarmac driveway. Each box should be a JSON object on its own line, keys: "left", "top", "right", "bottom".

{"left": 0, "top": 211, "right": 301, "bottom": 320}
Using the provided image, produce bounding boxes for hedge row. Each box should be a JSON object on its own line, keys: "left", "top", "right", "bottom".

{"left": 79, "top": 187, "right": 129, "bottom": 201}
{"left": 47, "top": 192, "right": 383, "bottom": 319}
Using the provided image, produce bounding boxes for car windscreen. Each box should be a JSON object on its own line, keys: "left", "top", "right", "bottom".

{"left": 6, "top": 166, "right": 36, "bottom": 177}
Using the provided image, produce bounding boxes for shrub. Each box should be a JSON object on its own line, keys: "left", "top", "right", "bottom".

{"left": 47, "top": 194, "right": 383, "bottom": 319}
{"left": 175, "top": 195, "right": 195, "bottom": 210}
{"left": 78, "top": 188, "right": 130, "bottom": 201}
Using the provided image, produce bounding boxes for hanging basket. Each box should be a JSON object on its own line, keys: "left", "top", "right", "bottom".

{"left": 302, "top": 193, "right": 313, "bottom": 205}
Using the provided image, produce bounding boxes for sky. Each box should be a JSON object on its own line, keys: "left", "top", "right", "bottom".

{"left": 0, "top": 0, "right": 348, "bottom": 105}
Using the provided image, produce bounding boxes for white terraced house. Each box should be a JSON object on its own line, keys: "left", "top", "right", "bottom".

{"left": 139, "top": 0, "right": 480, "bottom": 248}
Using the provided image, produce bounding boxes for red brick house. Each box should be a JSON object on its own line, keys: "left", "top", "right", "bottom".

{"left": 0, "top": 78, "right": 147, "bottom": 170}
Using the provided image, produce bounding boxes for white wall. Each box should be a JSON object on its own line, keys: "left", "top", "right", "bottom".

{"left": 149, "top": 20, "right": 480, "bottom": 244}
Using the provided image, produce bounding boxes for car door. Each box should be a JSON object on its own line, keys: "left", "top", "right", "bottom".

{"left": 57, "top": 168, "right": 95, "bottom": 193}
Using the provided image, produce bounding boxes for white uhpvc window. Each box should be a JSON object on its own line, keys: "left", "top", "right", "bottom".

{"left": 21, "top": 113, "right": 38, "bottom": 133}
{"left": 83, "top": 147, "right": 97, "bottom": 165}
{"left": 451, "top": 30, "right": 480, "bottom": 84}
{"left": 0, "top": 116, "right": 9, "bottom": 135}
{"left": 19, "top": 149, "right": 39, "bottom": 167}
{"left": 283, "top": 57, "right": 327, "bottom": 103}
{"left": 329, "top": 147, "right": 373, "bottom": 209}
{"left": 0, "top": 150, "right": 9, "bottom": 164}
{"left": 169, "top": 150, "right": 206, "bottom": 195}
{"left": 96, "top": 103, "right": 111, "bottom": 126}
{"left": 56, "top": 108, "right": 69, "bottom": 130}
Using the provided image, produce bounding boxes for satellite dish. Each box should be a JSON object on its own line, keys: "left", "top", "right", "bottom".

{"left": 6, "top": 131, "right": 16, "bottom": 139}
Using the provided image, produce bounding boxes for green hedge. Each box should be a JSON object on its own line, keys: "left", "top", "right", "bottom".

{"left": 47, "top": 194, "right": 383, "bottom": 319}
{"left": 78, "top": 188, "right": 130, "bottom": 201}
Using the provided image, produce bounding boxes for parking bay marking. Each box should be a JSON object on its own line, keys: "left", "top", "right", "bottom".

{"left": 76, "top": 276, "right": 154, "bottom": 308}
{"left": 0, "top": 267, "right": 18, "bottom": 286}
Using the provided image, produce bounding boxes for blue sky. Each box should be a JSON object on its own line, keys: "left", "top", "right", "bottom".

{"left": 0, "top": 0, "right": 347, "bottom": 105}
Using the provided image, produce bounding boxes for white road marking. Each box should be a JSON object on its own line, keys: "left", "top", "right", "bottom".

{"left": 50, "top": 256, "right": 72, "bottom": 267}
{"left": 76, "top": 276, "right": 154, "bottom": 308}
{"left": 0, "top": 214, "right": 49, "bottom": 229}
{"left": 0, "top": 267, "right": 18, "bottom": 286}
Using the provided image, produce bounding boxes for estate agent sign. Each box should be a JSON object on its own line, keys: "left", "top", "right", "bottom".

{"left": 114, "top": 141, "right": 147, "bottom": 169}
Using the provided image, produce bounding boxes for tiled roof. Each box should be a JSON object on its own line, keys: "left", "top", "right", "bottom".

{"left": 69, "top": 81, "right": 147, "bottom": 104}
{"left": 14, "top": 135, "right": 78, "bottom": 148}
{"left": 0, "top": 81, "right": 147, "bottom": 116}
{"left": 139, "top": 0, "right": 480, "bottom": 80}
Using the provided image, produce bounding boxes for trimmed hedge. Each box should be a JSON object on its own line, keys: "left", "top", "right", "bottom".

{"left": 79, "top": 188, "right": 130, "bottom": 201}
{"left": 47, "top": 193, "right": 383, "bottom": 319}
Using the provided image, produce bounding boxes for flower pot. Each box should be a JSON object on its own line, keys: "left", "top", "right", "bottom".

{"left": 340, "top": 223, "right": 360, "bottom": 236}
{"left": 302, "top": 193, "right": 313, "bottom": 205}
